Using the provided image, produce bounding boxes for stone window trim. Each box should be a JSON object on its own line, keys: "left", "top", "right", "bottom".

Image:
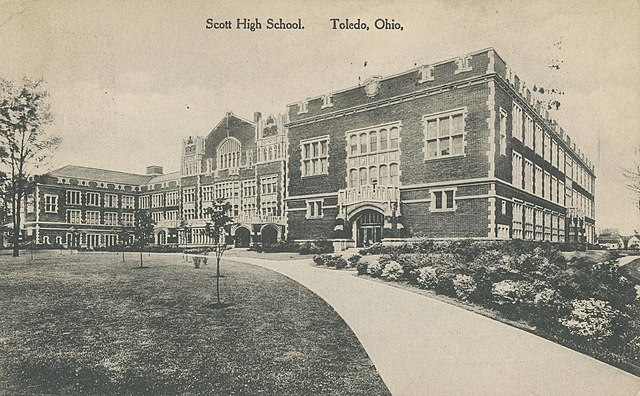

{"left": 321, "top": 94, "right": 334, "bottom": 109}
{"left": 66, "top": 190, "right": 82, "bottom": 206}
{"left": 44, "top": 194, "right": 59, "bottom": 213}
{"left": 429, "top": 187, "right": 457, "bottom": 212}
{"left": 454, "top": 55, "right": 472, "bottom": 74}
{"left": 305, "top": 199, "right": 324, "bottom": 219}
{"left": 300, "top": 135, "right": 330, "bottom": 178}
{"left": 298, "top": 99, "right": 309, "bottom": 114}
{"left": 499, "top": 108, "right": 508, "bottom": 156}
{"left": 85, "top": 192, "right": 100, "bottom": 207}
{"left": 418, "top": 64, "right": 435, "bottom": 83}
{"left": 422, "top": 107, "right": 467, "bottom": 161}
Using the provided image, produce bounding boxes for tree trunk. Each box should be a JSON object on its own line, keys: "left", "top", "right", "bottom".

{"left": 122, "top": 250, "right": 125, "bottom": 262}
{"left": 12, "top": 195, "right": 21, "bottom": 257}
{"left": 139, "top": 250, "right": 143, "bottom": 267}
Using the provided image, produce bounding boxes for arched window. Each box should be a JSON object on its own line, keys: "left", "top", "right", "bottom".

{"left": 390, "top": 127, "right": 399, "bottom": 150}
{"left": 218, "top": 138, "right": 242, "bottom": 170}
{"left": 369, "top": 131, "right": 378, "bottom": 152}
{"left": 379, "top": 165, "right": 389, "bottom": 185}
{"left": 359, "top": 168, "right": 368, "bottom": 186}
{"left": 380, "top": 129, "right": 388, "bottom": 150}
{"left": 369, "top": 166, "right": 378, "bottom": 185}
{"left": 390, "top": 163, "right": 399, "bottom": 185}
{"left": 359, "top": 133, "right": 368, "bottom": 154}
{"left": 350, "top": 135, "right": 358, "bottom": 155}
{"left": 349, "top": 169, "right": 358, "bottom": 187}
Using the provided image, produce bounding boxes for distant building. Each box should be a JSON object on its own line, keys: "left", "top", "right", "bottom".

{"left": 628, "top": 235, "right": 640, "bottom": 250}
{"left": 21, "top": 48, "right": 596, "bottom": 248}
{"left": 597, "top": 234, "right": 624, "bottom": 250}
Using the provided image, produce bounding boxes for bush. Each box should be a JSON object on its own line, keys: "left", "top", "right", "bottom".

{"left": 559, "top": 298, "right": 621, "bottom": 342}
{"left": 367, "top": 259, "right": 384, "bottom": 278}
{"left": 313, "top": 254, "right": 347, "bottom": 269}
{"left": 381, "top": 261, "right": 404, "bottom": 281}
{"left": 453, "top": 274, "right": 477, "bottom": 301}
{"left": 347, "top": 254, "right": 361, "bottom": 268}
{"left": 298, "top": 240, "right": 334, "bottom": 255}
{"left": 415, "top": 266, "right": 438, "bottom": 289}
{"left": 251, "top": 241, "right": 300, "bottom": 253}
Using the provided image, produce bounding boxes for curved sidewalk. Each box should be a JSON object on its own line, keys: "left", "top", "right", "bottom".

{"left": 222, "top": 253, "right": 640, "bottom": 396}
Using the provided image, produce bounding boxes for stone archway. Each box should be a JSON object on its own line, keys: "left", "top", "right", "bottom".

{"left": 156, "top": 230, "right": 167, "bottom": 245}
{"left": 350, "top": 208, "right": 385, "bottom": 247}
{"left": 234, "top": 226, "right": 251, "bottom": 248}
{"left": 261, "top": 224, "right": 279, "bottom": 245}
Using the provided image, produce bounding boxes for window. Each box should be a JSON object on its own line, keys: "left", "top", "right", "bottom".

{"left": 544, "top": 211, "right": 551, "bottom": 241}
{"left": 104, "top": 212, "right": 118, "bottom": 226}
{"left": 139, "top": 195, "right": 151, "bottom": 209}
{"left": 559, "top": 215, "right": 566, "bottom": 240}
{"left": 424, "top": 110, "right": 465, "bottom": 159}
{"left": 241, "top": 180, "right": 257, "bottom": 215}
{"left": 543, "top": 132, "right": 550, "bottom": 162}
{"left": 512, "top": 102, "right": 523, "bottom": 141}
{"left": 534, "top": 165, "right": 543, "bottom": 196}
{"left": 534, "top": 124, "right": 543, "bottom": 156}
{"left": 550, "top": 139, "right": 556, "bottom": 168}
{"left": 260, "top": 175, "right": 278, "bottom": 217}
{"left": 512, "top": 151, "right": 523, "bottom": 188}
{"left": 86, "top": 211, "right": 100, "bottom": 225}
{"left": 166, "top": 191, "right": 179, "bottom": 206}
{"left": 121, "top": 212, "right": 134, "bottom": 226}
{"left": 86, "top": 192, "right": 100, "bottom": 206}
{"left": 104, "top": 194, "right": 118, "bottom": 208}
{"left": 524, "top": 114, "right": 534, "bottom": 148}
{"left": 182, "top": 188, "right": 195, "bottom": 204}
{"left": 202, "top": 185, "right": 214, "bottom": 202}
{"left": 512, "top": 202, "right": 523, "bottom": 239}
{"left": 152, "top": 193, "right": 164, "bottom": 208}
{"left": 218, "top": 138, "right": 242, "bottom": 170}
{"left": 306, "top": 200, "right": 323, "bottom": 219}
{"left": 551, "top": 176, "right": 558, "bottom": 203}
{"left": 524, "top": 206, "right": 534, "bottom": 240}
{"left": 431, "top": 189, "right": 455, "bottom": 211}
{"left": 66, "top": 190, "right": 81, "bottom": 205}
{"left": 535, "top": 209, "right": 544, "bottom": 241}
{"left": 166, "top": 210, "right": 178, "bottom": 220}
{"left": 524, "top": 160, "right": 533, "bottom": 192}
{"left": 559, "top": 181, "right": 566, "bottom": 206}
{"left": 44, "top": 194, "right": 58, "bottom": 213}
{"left": 544, "top": 171, "right": 551, "bottom": 200}
{"left": 347, "top": 123, "right": 401, "bottom": 188}
{"left": 501, "top": 200, "right": 507, "bottom": 215}
{"left": 499, "top": 109, "right": 507, "bottom": 155}
{"left": 152, "top": 212, "right": 164, "bottom": 223}
{"left": 301, "top": 136, "right": 329, "bottom": 177}
{"left": 67, "top": 209, "right": 82, "bottom": 224}
{"left": 122, "top": 195, "right": 135, "bottom": 209}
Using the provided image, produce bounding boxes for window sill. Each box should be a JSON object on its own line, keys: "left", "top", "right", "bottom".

{"left": 430, "top": 208, "right": 456, "bottom": 213}
{"left": 424, "top": 154, "right": 465, "bottom": 162}
{"left": 301, "top": 173, "right": 328, "bottom": 178}
{"left": 305, "top": 216, "right": 324, "bottom": 220}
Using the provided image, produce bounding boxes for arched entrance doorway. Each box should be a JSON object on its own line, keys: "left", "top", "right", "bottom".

{"left": 234, "top": 227, "right": 251, "bottom": 248}
{"left": 156, "top": 230, "right": 166, "bottom": 245}
{"left": 352, "top": 209, "right": 384, "bottom": 247}
{"left": 261, "top": 225, "right": 278, "bottom": 245}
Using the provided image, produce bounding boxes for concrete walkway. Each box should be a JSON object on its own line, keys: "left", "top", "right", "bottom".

{"left": 221, "top": 252, "right": 640, "bottom": 396}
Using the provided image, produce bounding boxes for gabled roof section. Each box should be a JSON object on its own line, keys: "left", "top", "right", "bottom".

{"left": 207, "top": 112, "right": 254, "bottom": 139}
{"left": 48, "top": 165, "right": 153, "bottom": 185}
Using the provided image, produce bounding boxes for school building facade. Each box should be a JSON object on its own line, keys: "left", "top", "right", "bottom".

{"left": 21, "top": 48, "right": 596, "bottom": 248}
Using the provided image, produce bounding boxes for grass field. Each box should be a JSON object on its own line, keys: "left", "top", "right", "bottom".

{"left": 0, "top": 252, "right": 390, "bottom": 395}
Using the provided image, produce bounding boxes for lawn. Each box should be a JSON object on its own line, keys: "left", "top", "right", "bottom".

{"left": 0, "top": 251, "right": 390, "bottom": 395}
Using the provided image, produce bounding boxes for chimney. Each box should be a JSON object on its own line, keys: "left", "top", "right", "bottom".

{"left": 146, "top": 165, "right": 163, "bottom": 176}
{"left": 254, "top": 112, "right": 262, "bottom": 123}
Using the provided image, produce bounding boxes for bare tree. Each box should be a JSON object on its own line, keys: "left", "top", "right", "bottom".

{"left": 0, "top": 78, "right": 60, "bottom": 257}
{"left": 623, "top": 145, "right": 640, "bottom": 212}
{"left": 133, "top": 210, "right": 155, "bottom": 267}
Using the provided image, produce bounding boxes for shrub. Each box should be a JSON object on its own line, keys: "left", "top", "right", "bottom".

{"left": 252, "top": 241, "right": 300, "bottom": 253}
{"left": 453, "top": 274, "right": 477, "bottom": 301}
{"left": 298, "top": 240, "right": 334, "bottom": 255}
{"left": 415, "top": 266, "right": 438, "bottom": 289}
{"left": 559, "top": 298, "right": 621, "bottom": 341}
{"left": 347, "top": 254, "right": 361, "bottom": 268}
{"left": 356, "top": 261, "right": 368, "bottom": 276}
{"left": 313, "top": 254, "right": 347, "bottom": 269}
{"left": 381, "top": 261, "right": 404, "bottom": 281}
{"left": 367, "top": 259, "right": 384, "bottom": 278}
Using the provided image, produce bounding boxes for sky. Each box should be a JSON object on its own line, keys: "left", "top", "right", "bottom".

{"left": 0, "top": 0, "right": 639, "bottom": 233}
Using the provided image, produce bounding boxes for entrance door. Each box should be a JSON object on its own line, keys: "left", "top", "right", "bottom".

{"left": 235, "top": 227, "right": 251, "bottom": 248}
{"left": 354, "top": 209, "right": 384, "bottom": 247}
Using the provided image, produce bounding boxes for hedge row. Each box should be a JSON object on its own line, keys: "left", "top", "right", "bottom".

{"left": 250, "top": 240, "right": 334, "bottom": 255}
{"left": 349, "top": 243, "right": 639, "bottom": 372}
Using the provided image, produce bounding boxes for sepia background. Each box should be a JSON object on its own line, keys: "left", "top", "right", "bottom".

{"left": 0, "top": 0, "right": 638, "bottom": 233}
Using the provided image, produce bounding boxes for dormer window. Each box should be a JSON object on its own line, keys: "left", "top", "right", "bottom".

{"left": 419, "top": 65, "right": 434, "bottom": 83}
{"left": 321, "top": 94, "right": 333, "bottom": 109}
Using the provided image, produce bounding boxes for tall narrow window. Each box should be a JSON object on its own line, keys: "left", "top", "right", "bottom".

{"left": 499, "top": 109, "right": 507, "bottom": 156}
{"left": 369, "top": 131, "right": 377, "bottom": 152}
{"left": 300, "top": 136, "right": 329, "bottom": 177}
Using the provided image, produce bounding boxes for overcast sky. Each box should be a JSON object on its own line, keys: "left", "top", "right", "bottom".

{"left": 1, "top": 0, "right": 639, "bottom": 233}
